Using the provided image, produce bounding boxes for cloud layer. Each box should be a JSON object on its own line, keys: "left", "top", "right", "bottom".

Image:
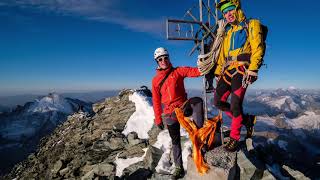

{"left": 1, "top": 0, "right": 164, "bottom": 35}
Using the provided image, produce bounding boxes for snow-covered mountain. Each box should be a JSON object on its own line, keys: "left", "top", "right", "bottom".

{"left": 3, "top": 88, "right": 319, "bottom": 179}
{"left": 237, "top": 88, "right": 319, "bottom": 118}
{"left": 0, "top": 93, "right": 93, "bottom": 175}
{"left": 0, "top": 90, "right": 119, "bottom": 110}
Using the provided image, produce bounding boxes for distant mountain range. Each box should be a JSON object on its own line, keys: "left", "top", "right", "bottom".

{"left": 1, "top": 88, "right": 320, "bottom": 177}
{"left": 0, "top": 90, "right": 119, "bottom": 110}
{"left": 0, "top": 93, "right": 93, "bottom": 175}
{"left": 188, "top": 88, "right": 320, "bottom": 119}
{"left": 3, "top": 88, "right": 319, "bottom": 179}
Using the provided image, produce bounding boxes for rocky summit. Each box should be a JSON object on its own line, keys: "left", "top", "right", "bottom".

{"left": 2, "top": 88, "right": 316, "bottom": 180}
{"left": 3, "top": 89, "right": 164, "bottom": 180}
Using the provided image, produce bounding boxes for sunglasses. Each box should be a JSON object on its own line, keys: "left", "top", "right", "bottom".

{"left": 156, "top": 56, "right": 169, "bottom": 62}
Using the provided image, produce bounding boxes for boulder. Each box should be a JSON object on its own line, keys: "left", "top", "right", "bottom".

{"left": 51, "top": 160, "right": 63, "bottom": 175}
{"left": 282, "top": 165, "right": 310, "bottom": 180}
{"left": 237, "top": 150, "right": 275, "bottom": 180}
{"left": 143, "top": 146, "right": 163, "bottom": 171}
{"left": 118, "top": 143, "right": 147, "bottom": 159}
{"left": 127, "top": 132, "right": 143, "bottom": 146}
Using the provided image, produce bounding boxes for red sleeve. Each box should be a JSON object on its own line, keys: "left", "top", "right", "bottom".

{"left": 176, "top": 66, "right": 201, "bottom": 78}
{"left": 152, "top": 78, "right": 163, "bottom": 125}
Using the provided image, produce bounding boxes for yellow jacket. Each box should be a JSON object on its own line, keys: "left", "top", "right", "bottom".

{"left": 214, "top": 8, "right": 265, "bottom": 75}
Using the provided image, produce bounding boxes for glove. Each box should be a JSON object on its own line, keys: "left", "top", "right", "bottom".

{"left": 157, "top": 122, "right": 164, "bottom": 130}
{"left": 242, "top": 70, "right": 258, "bottom": 88}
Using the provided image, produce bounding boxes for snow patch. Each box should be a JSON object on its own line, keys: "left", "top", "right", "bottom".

{"left": 288, "top": 86, "right": 296, "bottom": 90}
{"left": 153, "top": 130, "right": 174, "bottom": 174}
{"left": 114, "top": 148, "right": 148, "bottom": 177}
{"left": 153, "top": 128, "right": 191, "bottom": 174}
{"left": 286, "top": 111, "right": 320, "bottom": 131}
{"left": 182, "top": 141, "right": 192, "bottom": 169}
{"left": 28, "top": 93, "right": 73, "bottom": 114}
{"left": 122, "top": 92, "right": 154, "bottom": 139}
{"left": 269, "top": 96, "right": 288, "bottom": 109}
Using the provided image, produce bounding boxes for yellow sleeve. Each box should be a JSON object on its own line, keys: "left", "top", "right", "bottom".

{"left": 248, "top": 19, "right": 266, "bottom": 71}
{"left": 214, "top": 42, "right": 225, "bottom": 75}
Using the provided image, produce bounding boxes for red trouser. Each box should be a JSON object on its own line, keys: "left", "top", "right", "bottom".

{"left": 213, "top": 66, "right": 247, "bottom": 141}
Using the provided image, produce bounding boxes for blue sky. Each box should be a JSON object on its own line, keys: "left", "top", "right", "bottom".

{"left": 0, "top": 0, "right": 319, "bottom": 95}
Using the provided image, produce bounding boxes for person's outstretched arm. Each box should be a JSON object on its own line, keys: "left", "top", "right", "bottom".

{"left": 176, "top": 66, "right": 201, "bottom": 78}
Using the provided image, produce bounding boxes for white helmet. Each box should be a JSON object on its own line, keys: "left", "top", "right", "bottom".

{"left": 154, "top": 47, "right": 169, "bottom": 60}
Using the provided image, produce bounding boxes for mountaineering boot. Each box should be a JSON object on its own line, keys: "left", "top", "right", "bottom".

{"left": 243, "top": 114, "right": 256, "bottom": 139}
{"left": 171, "top": 166, "right": 185, "bottom": 180}
{"left": 224, "top": 137, "right": 239, "bottom": 152}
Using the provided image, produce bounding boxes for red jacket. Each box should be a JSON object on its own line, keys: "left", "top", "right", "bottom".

{"left": 152, "top": 65, "right": 201, "bottom": 125}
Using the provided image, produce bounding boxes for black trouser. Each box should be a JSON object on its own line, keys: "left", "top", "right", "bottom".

{"left": 165, "top": 97, "right": 204, "bottom": 167}
{"left": 213, "top": 66, "right": 247, "bottom": 140}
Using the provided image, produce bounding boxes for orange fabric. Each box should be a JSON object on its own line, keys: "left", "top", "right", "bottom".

{"left": 174, "top": 108, "right": 223, "bottom": 175}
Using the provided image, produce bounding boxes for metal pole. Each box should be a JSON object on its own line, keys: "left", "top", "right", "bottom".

{"left": 199, "top": 0, "right": 208, "bottom": 122}
{"left": 215, "top": 0, "right": 218, "bottom": 22}
{"left": 208, "top": 0, "right": 211, "bottom": 27}
{"left": 215, "top": 0, "right": 224, "bottom": 144}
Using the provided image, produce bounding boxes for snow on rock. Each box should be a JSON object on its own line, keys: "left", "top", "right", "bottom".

{"left": 252, "top": 116, "right": 276, "bottom": 132}
{"left": 122, "top": 92, "right": 154, "bottom": 139}
{"left": 271, "top": 96, "right": 288, "bottom": 109}
{"left": 153, "top": 130, "right": 174, "bottom": 174}
{"left": 182, "top": 141, "right": 193, "bottom": 170}
{"left": 114, "top": 148, "right": 148, "bottom": 177}
{"left": 28, "top": 93, "right": 73, "bottom": 114}
{"left": 153, "top": 128, "right": 191, "bottom": 174}
{"left": 119, "top": 91, "right": 192, "bottom": 175}
{"left": 286, "top": 111, "right": 320, "bottom": 131}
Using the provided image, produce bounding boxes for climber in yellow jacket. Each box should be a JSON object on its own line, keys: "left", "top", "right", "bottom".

{"left": 213, "top": 0, "right": 266, "bottom": 151}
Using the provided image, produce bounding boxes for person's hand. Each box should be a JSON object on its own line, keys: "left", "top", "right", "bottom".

{"left": 157, "top": 122, "right": 164, "bottom": 130}
{"left": 242, "top": 70, "right": 258, "bottom": 88}
{"left": 245, "top": 70, "right": 258, "bottom": 84}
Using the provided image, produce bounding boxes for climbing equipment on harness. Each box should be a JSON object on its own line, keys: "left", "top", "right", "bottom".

{"left": 242, "top": 70, "right": 258, "bottom": 88}
{"left": 221, "top": 62, "right": 246, "bottom": 86}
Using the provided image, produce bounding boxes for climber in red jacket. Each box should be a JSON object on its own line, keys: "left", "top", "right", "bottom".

{"left": 151, "top": 47, "right": 203, "bottom": 179}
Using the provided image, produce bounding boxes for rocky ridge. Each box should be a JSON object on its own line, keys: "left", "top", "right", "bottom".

{"left": 3, "top": 89, "right": 165, "bottom": 179}
{"left": 3, "top": 88, "right": 316, "bottom": 180}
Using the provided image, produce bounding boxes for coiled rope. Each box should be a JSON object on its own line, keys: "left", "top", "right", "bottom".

{"left": 197, "top": 20, "right": 227, "bottom": 75}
